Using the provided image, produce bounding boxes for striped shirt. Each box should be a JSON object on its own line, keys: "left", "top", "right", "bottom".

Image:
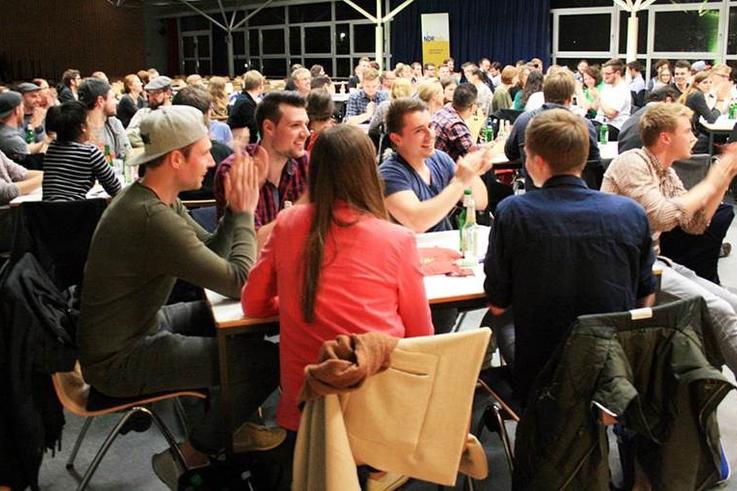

{"left": 601, "top": 147, "right": 707, "bottom": 252}
{"left": 42, "top": 141, "right": 122, "bottom": 202}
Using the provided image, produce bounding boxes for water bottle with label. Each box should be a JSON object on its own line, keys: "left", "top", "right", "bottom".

{"left": 598, "top": 123, "right": 609, "bottom": 144}
{"left": 460, "top": 189, "right": 477, "bottom": 259}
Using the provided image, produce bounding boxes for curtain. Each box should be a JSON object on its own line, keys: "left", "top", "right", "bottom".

{"left": 389, "top": 0, "right": 550, "bottom": 68}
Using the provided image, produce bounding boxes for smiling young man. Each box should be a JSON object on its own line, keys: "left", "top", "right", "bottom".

{"left": 78, "top": 77, "right": 131, "bottom": 159}
{"left": 216, "top": 91, "right": 310, "bottom": 245}
{"left": 603, "top": 102, "right": 737, "bottom": 379}
{"left": 78, "top": 105, "right": 282, "bottom": 488}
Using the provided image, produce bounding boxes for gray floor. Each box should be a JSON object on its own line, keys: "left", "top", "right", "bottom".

{"left": 38, "top": 208, "right": 737, "bottom": 490}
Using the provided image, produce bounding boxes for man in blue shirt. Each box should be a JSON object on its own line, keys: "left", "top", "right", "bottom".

{"left": 485, "top": 109, "right": 656, "bottom": 400}
{"left": 379, "top": 98, "right": 490, "bottom": 233}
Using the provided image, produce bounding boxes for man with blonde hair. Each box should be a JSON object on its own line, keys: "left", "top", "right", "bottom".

{"left": 229, "top": 69, "right": 265, "bottom": 143}
{"left": 485, "top": 108, "right": 655, "bottom": 399}
{"left": 603, "top": 102, "right": 737, "bottom": 378}
{"left": 344, "top": 67, "right": 387, "bottom": 125}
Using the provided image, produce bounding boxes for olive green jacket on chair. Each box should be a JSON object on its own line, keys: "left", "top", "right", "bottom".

{"left": 292, "top": 328, "right": 491, "bottom": 490}
{"left": 513, "top": 297, "right": 734, "bottom": 491}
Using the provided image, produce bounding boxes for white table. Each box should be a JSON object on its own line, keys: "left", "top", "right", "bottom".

{"left": 206, "top": 226, "right": 491, "bottom": 330}
{"left": 9, "top": 182, "right": 114, "bottom": 206}
{"left": 700, "top": 116, "right": 736, "bottom": 155}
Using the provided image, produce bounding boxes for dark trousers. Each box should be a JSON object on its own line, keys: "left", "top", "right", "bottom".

{"left": 659, "top": 203, "right": 734, "bottom": 284}
{"left": 97, "top": 301, "right": 280, "bottom": 453}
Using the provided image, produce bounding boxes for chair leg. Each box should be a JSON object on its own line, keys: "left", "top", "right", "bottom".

{"left": 172, "top": 398, "right": 189, "bottom": 439}
{"left": 76, "top": 408, "right": 143, "bottom": 491}
{"left": 146, "top": 405, "right": 188, "bottom": 472}
{"left": 66, "top": 417, "right": 93, "bottom": 470}
{"left": 490, "top": 403, "right": 514, "bottom": 475}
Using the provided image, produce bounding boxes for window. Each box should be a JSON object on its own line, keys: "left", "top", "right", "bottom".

{"left": 336, "top": 23, "right": 350, "bottom": 54}
{"left": 558, "top": 14, "right": 611, "bottom": 52}
{"left": 336, "top": 0, "right": 376, "bottom": 21}
{"left": 289, "top": 3, "right": 332, "bottom": 23}
{"left": 336, "top": 57, "right": 352, "bottom": 78}
{"left": 249, "top": 30, "right": 259, "bottom": 57}
{"left": 180, "top": 15, "right": 209, "bottom": 31}
{"left": 262, "top": 28, "right": 285, "bottom": 55}
{"left": 653, "top": 9, "right": 720, "bottom": 53}
{"left": 618, "top": 10, "right": 648, "bottom": 55}
{"left": 353, "top": 24, "right": 375, "bottom": 53}
{"left": 305, "top": 26, "right": 331, "bottom": 53}
{"left": 248, "top": 7, "right": 285, "bottom": 26}
{"left": 262, "top": 59, "right": 287, "bottom": 77}
{"left": 729, "top": 7, "right": 737, "bottom": 54}
{"left": 290, "top": 26, "right": 302, "bottom": 55}
{"left": 232, "top": 31, "right": 246, "bottom": 57}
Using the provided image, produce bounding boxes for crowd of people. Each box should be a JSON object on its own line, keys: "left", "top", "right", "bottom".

{"left": 2, "top": 52, "right": 737, "bottom": 490}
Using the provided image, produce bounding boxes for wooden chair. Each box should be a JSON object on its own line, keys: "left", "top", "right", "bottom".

{"left": 52, "top": 362, "right": 206, "bottom": 491}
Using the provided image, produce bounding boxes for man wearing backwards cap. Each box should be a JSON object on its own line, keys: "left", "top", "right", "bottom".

{"left": 78, "top": 105, "right": 282, "bottom": 488}
{"left": 126, "top": 75, "right": 173, "bottom": 147}
{"left": 0, "top": 91, "right": 48, "bottom": 165}
{"left": 77, "top": 77, "right": 131, "bottom": 159}
{"left": 17, "top": 82, "right": 47, "bottom": 143}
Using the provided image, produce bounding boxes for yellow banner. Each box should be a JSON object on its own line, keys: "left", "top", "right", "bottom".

{"left": 422, "top": 40, "right": 450, "bottom": 68}
{"left": 421, "top": 13, "right": 450, "bottom": 67}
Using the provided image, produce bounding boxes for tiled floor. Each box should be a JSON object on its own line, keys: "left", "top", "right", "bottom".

{"left": 37, "top": 204, "right": 737, "bottom": 490}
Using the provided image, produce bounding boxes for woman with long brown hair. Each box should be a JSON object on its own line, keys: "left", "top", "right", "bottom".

{"left": 680, "top": 70, "right": 731, "bottom": 153}
{"left": 242, "top": 124, "right": 433, "bottom": 488}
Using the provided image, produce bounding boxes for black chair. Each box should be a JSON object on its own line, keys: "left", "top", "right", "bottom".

{"left": 9, "top": 199, "right": 108, "bottom": 291}
{"left": 476, "top": 366, "right": 523, "bottom": 474}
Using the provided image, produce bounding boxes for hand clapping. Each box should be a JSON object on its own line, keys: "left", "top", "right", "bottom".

{"left": 223, "top": 147, "right": 262, "bottom": 214}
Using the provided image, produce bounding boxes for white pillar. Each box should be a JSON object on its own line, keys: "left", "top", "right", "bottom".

{"left": 626, "top": 13, "right": 638, "bottom": 63}
{"left": 375, "top": 0, "right": 383, "bottom": 70}
{"left": 375, "top": 23, "right": 384, "bottom": 70}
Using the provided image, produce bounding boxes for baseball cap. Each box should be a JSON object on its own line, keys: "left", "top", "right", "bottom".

{"left": 78, "top": 78, "right": 112, "bottom": 106}
{"left": 691, "top": 60, "right": 707, "bottom": 72}
{"left": 16, "top": 82, "right": 41, "bottom": 94}
{"left": 145, "top": 76, "right": 172, "bottom": 92}
{"left": 0, "top": 91, "right": 22, "bottom": 119}
{"left": 129, "top": 105, "right": 208, "bottom": 166}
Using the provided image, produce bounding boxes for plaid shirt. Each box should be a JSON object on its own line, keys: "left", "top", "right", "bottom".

{"left": 430, "top": 105, "right": 475, "bottom": 162}
{"left": 343, "top": 89, "right": 388, "bottom": 120}
{"left": 215, "top": 143, "right": 309, "bottom": 227}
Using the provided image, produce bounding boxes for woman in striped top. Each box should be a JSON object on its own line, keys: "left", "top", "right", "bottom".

{"left": 42, "top": 101, "right": 121, "bottom": 201}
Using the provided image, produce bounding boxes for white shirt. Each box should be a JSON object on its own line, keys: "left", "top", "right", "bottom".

{"left": 597, "top": 80, "right": 631, "bottom": 130}
{"left": 525, "top": 92, "right": 545, "bottom": 112}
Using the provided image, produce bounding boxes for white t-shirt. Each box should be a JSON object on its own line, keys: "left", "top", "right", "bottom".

{"left": 525, "top": 92, "right": 545, "bottom": 112}
{"left": 597, "top": 80, "right": 631, "bottom": 130}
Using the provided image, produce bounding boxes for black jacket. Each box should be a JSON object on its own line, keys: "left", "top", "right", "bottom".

{"left": 0, "top": 253, "right": 78, "bottom": 490}
{"left": 514, "top": 297, "right": 733, "bottom": 490}
{"left": 227, "top": 92, "right": 259, "bottom": 143}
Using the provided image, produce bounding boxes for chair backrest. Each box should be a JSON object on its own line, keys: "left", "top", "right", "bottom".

{"left": 672, "top": 154, "right": 711, "bottom": 190}
{"left": 9, "top": 198, "right": 108, "bottom": 291}
{"left": 52, "top": 362, "right": 91, "bottom": 417}
{"left": 293, "top": 328, "right": 491, "bottom": 489}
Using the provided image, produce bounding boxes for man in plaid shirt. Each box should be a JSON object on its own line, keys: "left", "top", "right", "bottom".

{"left": 430, "top": 83, "right": 479, "bottom": 162}
{"left": 344, "top": 68, "right": 388, "bottom": 125}
{"left": 215, "top": 91, "right": 309, "bottom": 246}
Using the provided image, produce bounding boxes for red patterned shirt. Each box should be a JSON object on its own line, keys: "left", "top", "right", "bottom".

{"left": 214, "top": 143, "right": 309, "bottom": 227}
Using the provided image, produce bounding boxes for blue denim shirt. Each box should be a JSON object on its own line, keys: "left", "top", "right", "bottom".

{"left": 484, "top": 174, "right": 656, "bottom": 397}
